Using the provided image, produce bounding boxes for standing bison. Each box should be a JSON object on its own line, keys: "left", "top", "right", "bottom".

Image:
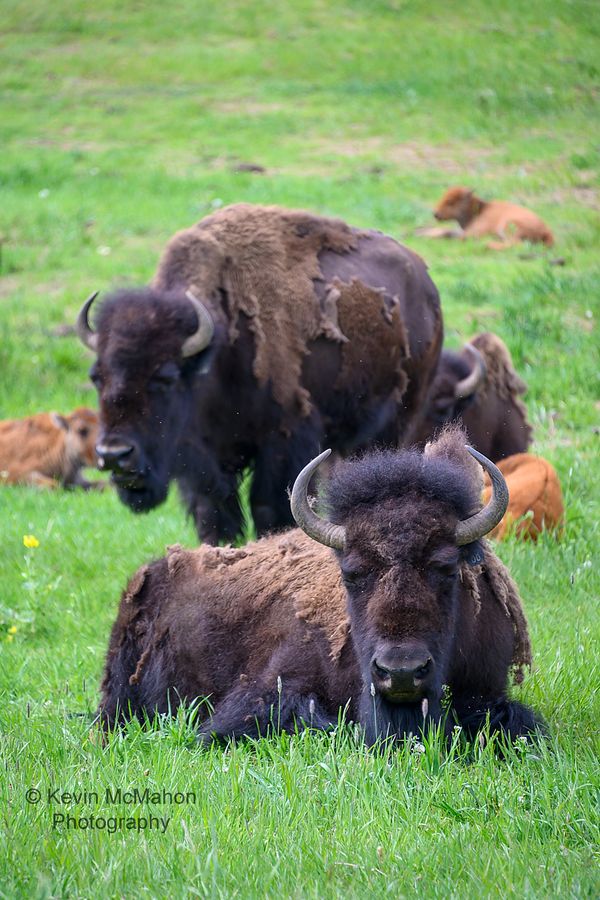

{"left": 77, "top": 204, "right": 442, "bottom": 543}
{"left": 99, "top": 428, "right": 540, "bottom": 745}
{"left": 414, "top": 332, "right": 532, "bottom": 461}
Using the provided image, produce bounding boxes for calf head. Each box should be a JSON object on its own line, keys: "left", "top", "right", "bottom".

{"left": 76, "top": 288, "right": 215, "bottom": 511}
{"left": 434, "top": 187, "right": 482, "bottom": 228}
{"left": 291, "top": 428, "right": 508, "bottom": 742}
{"left": 59, "top": 407, "right": 100, "bottom": 469}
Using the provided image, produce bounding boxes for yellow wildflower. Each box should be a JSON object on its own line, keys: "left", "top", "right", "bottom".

{"left": 23, "top": 535, "right": 40, "bottom": 548}
{"left": 8, "top": 626, "right": 17, "bottom": 635}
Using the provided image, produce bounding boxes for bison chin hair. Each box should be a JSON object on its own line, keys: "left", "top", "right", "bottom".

{"left": 114, "top": 478, "right": 169, "bottom": 513}
{"left": 359, "top": 688, "right": 443, "bottom": 746}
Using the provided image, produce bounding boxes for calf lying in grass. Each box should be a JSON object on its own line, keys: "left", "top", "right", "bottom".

{"left": 0, "top": 407, "right": 101, "bottom": 489}
{"left": 99, "top": 428, "right": 541, "bottom": 745}
{"left": 419, "top": 186, "right": 554, "bottom": 249}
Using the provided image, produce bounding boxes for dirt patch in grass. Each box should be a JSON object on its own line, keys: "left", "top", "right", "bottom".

{"left": 307, "top": 136, "right": 494, "bottom": 173}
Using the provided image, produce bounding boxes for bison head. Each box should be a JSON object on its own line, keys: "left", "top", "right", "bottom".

{"left": 291, "top": 429, "right": 507, "bottom": 742}
{"left": 415, "top": 343, "right": 487, "bottom": 439}
{"left": 76, "top": 288, "right": 215, "bottom": 512}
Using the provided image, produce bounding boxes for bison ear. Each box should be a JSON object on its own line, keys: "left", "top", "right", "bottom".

{"left": 51, "top": 413, "right": 69, "bottom": 431}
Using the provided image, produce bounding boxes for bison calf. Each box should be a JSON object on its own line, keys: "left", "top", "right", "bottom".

{"left": 0, "top": 407, "right": 101, "bottom": 489}
{"left": 99, "top": 428, "right": 541, "bottom": 745}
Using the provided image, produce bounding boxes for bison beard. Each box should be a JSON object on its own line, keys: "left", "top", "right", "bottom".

{"left": 98, "top": 428, "right": 542, "bottom": 747}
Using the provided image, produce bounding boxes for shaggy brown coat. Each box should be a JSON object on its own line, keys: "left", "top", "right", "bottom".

{"left": 483, "top": 453, "right": 564, "bottom": 540}
{"left": 0, "top": 408, "right": 100, "bottom": 488}
{"left": 98, "top": 429, "right": 538, "bottom": 745}
{"left": 415, "top": 332, "right": 532, "bottom": 461}
{"left": 88, "top": 203, "right": 442, "bottom": 543}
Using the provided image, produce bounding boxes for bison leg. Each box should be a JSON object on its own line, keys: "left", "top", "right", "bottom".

{"left": 455, "top": 696, "right": 544, "bottom": 743}
{"left": 197, "top": 683, "right": 335, "bottom": 745}
{"left": 251, "top": 420, "right": 322, "bottom": 537}
{"left": 178, "top": 467, "right": 243, "bottom": 544}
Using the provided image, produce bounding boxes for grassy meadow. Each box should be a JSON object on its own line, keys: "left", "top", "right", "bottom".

{"left": 1, "top": 0, "right": 599, "bottom": 896}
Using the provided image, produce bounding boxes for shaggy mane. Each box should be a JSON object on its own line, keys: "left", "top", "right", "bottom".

{"left": 327, "top": 427, "right": 482, "bottom": 522}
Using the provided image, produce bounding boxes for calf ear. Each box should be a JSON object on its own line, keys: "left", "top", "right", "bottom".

{"left": 51, "top": 412, "right": 69, "bottom": 431}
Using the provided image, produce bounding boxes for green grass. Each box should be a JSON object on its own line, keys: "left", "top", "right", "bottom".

{"left": 1, "top": 0, "right": 599, "bottom": 896}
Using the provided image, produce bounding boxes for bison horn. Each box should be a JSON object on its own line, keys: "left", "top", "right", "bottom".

{"left": 182, "top": 290, "right": 215, "bottom": 358}
{"left": 455, "top": 446, "right": 509, "bottom": 546}
{"left": 76, "top": 291, "right": 99, "bottom": 352}
{"left": 290, "top": 449, "right": 346, "bottom": 550}
{"left": 454, "top": 344, "right": 486, "bottom": 399}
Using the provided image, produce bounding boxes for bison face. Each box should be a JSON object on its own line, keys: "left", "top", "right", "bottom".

{"left": 340, "top": 503, "right": 461, "bottom": 740}
{"left": 290, "top": 444, "right": 508, "bottom": 743}
{"left": 77, "top": 289, "right": 215, "bottom": 513}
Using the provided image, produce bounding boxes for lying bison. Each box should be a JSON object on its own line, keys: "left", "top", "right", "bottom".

{"left": 99, "top": 428, "right": 540, "bottom": 745}
{"left": 414, "top": 332, "right": 532, "bottom": 461}
{"left": 0, "top": 407, "right": 100, "bottom": 489}
{"left": 77, "top": 203, "right": 442, "bottom": 543}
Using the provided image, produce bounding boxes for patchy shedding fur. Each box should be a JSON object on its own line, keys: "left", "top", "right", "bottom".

{"left": 0, "top": 407, "right": 100, "bottom": 488}
{"left": 333, "top": 277, "right": 410, "bottom": 397}
{"left": 168, "top": 531, "right": 349, "bottom": 661}
{"left": 480, "top": 547, "right": 532, "bottom": 683}
{"left": 483, "top": 453, "right": 564, "bottom": 540}
{"left": 471, "top": 333, "right": 531, "bottom": 439}
{"left": 153, "top": 203, "right": 360, "bottom": 416}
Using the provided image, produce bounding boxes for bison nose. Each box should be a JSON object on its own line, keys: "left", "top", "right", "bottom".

{"left": 371, "top": 654, "right": 433, "bottom": 699}
{"left": 433, "top": 211, "right": 441, "bottom": 220}
{"left": 96, "top": 442, "right": 134, "bottom": 471}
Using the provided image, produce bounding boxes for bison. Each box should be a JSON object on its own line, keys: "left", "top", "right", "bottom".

{"left": 0, "top": 407, "right": 101, "bottom": 489}
{"left": 98, "top": 428, "right": 540, "bottom": 745}
{"left": 77, "top": 203, "right": 442, "bottom": 543}
{"left": 413, "top": 332, "right": 532, "bottom": 462}
{"left": 432, "top": 186, "right": 554, "bottom": 248}
{"left": 482, "top": 453, "right": 564, "bottom": 541}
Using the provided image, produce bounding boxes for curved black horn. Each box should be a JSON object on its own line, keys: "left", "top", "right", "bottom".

{"left": 290, "top": 449, "right": 346, "bottom": 550}
{"left": 182, "top": 290, "right": 215, "bottom": 358}
{"left": 76, "top": 291, "right": 99, "bottom": 352}
{"left": 454, "top": 344, "right": 486, "bottom": 399}
{"left": 455, "top": 446, "right": 508, "bottom": 546}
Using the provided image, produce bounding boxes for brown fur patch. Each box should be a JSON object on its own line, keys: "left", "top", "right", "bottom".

{"left": 332, "top": 277, "right": 410, "bottom": 398}
{"left": 168, "top": 531, "right": 349, "bottom": 661}
{"left": 424, "top": 425, "right": 484, "bottom": 499}
{"left": 470, "top": 333, "right": 532, "bottom": 444}
{"left": 153, "top": 204, "right": 361, "bottom": 417}
{"left": 481, "top": 546, "right": 532, "bottom": 683}
{"left": 123, "top": 566, "right": 149, "bottom": 604}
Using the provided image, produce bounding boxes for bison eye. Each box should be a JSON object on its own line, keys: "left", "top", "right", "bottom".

{"left": 341, "top": 564, "right": 370, "bottom": 587}
{"left": 78, "top": 427, "right": 89, "bottom": 438}
{"left": 428, "top": 551, "right": 459, "bottom": 579}
{"left": 89, "top": 365, "right": 102, "bottom": 388}
{"left": 149, "top": 363, "right": 180, "bottom": 390}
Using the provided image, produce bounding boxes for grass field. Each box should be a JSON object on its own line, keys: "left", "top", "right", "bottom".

{"left": 1, "top": 1, "right": 599, "bottom": 896}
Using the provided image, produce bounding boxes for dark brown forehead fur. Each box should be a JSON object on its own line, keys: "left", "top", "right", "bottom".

{"left": 327, "top": 429, "right": 480, "bottom": 541}
{"left": 94, "top": 288, "right": 202, "bottom": 368}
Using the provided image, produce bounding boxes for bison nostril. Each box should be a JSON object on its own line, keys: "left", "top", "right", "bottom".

{"left": 372, "top": 660, "right": 391, "bottom": 680}
{"left": 414, "top": 658, "right": 432, "bottom": 681}
{"left": 96, "top": 443, "right": 135, "bottom": 469}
